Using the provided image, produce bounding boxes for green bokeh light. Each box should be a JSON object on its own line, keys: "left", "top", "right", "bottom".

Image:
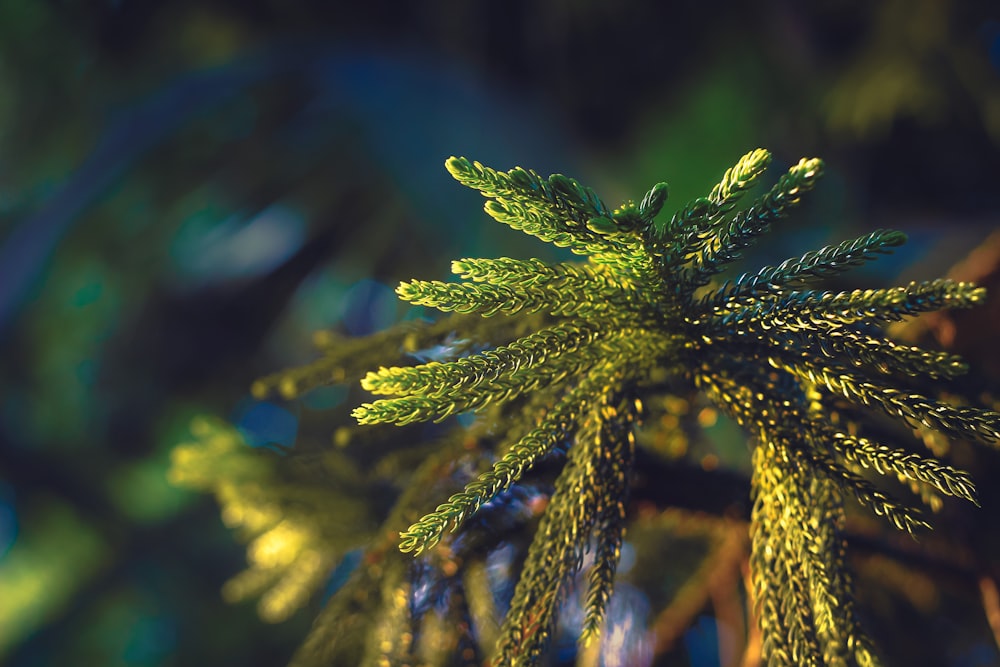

{"left": 0, "top": 501, "right": 108, "bottom": 658}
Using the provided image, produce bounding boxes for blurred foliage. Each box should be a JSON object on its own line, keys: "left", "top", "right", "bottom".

{"left": 0, "top": 501, "right": 107, "bottom": 656}
{"left": 0, "top": 0, "right": 998, "bottom": 665}
{"left": 169, "top": 417, "right": 366, "bottom": 623}
{"left": 825, "top": 0, "right": 1000, "bottom": 143}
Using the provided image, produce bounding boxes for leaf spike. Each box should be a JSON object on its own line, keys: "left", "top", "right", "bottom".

{"left": 704, "top": 228, "right": 909, "bottom": 307}
{"left": 708, "top": 147, "right": 772, "bottom": 213}
{"left": 638, "top": 182, "right": 669, "bottom": 222}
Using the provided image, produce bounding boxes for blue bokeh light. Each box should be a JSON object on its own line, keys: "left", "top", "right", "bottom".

{"left": 323, "top": 548, "right": 363, "bottom": 603}
{"left": 122, "top": 613, "right": 178, "bottom": 665}
{"left": 987, "top": 22, "right": 1000, "bottom": 71}
{"left": 339, "top": 279, "right": 399, "bottom": 336}
{"left": 0, "top": 481, "right": 16, "bottom": 558}
{"left": 684, "top": 615, "right": 721, "bottom": 667}
{"left": 234, "top": 400, "right": 298, "bottom": 449}
{"left": 171, "top": 203, "right": 306, "bottom": 288}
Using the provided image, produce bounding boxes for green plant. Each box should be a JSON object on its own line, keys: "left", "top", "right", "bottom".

{"left": 172, "top": 149, "right": 999, "bottom": 666}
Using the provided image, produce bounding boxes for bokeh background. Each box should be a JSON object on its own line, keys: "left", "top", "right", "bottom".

{"left": 1, "top": 1, "right": 999, "bottom": 665}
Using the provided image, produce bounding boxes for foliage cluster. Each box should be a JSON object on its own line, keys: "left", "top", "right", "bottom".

{"left": 172, "top": 149, "right": 999, "bottom": 666}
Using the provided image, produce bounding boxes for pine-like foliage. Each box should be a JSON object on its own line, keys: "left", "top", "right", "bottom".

{"left": 169, "top": 417, "right": 378, "bottom": 623}
{"left": 352, "top": 150, "right": 997, "bottom": 666}
{"left": 180, "top": 150, "right": 1000, "bottom": 666}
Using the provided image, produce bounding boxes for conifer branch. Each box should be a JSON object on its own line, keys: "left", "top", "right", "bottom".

{"left": 789, "top": 434, "right": 930, "bottom": 535}
{"left": 799, "top": 330, "right": 969, "bottom": 379}
{"left": 800, "top": 477, "right": 855, "bottom": 666}
{"left": 580, "top": 393, "right": 638, "bottom": 644}
{"left": 721, "top": 327, "right": 970, "bottom": 381}
{"left": 782, "top": 359, "right": 1000, "bottom": 444}
{"left": 356, "top": 324, "right": 683, "bottom": 425}
{"left": 638, "top": 182, "right": 670, "bottom": 223}
{"left": 709, "top": 147, "right": 773, "bottom": 214}
{"left": 829, "top": 432, "right": 979, "bottom": 504}
{"left": 397, "top": 276, "right": 630, "bottom": 318}
{"left": 705, "top": 228, "right": 908, "bottom": 308}
{"left": 750, "top": 441, "right": 823, "bottom": 666}
{"left": 494, "top": 380, "right": 635, "bottom": 666}
{"left": 451, "top": 257, "right": 634, "bottom": 293}
{"left": 364, "top": 319, "right": 605, "bottom": 396}
{"left": 445, "top": 156, "right": 624, "bottom": 259}
{"left": 209, "top": 149, "right": 1000, "bottom": 667}
{"left": 396, "top": 279, "right": 540, "bottom": 316}
{"left": 687, "top": 157, "right": 824, "bottom": 282}
{"left": 658, "top": 149, "right": 773, "bottom": 253}
{"left": 397, "top": 368, "right": 617, "bottom": 555}
{"left": 493, "top": 419, "right": 602, "bottom": 664}
{"left": 710, "top": 279, "right": 986, "bottom": 336}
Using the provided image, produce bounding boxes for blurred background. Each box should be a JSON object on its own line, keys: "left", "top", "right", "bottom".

{"left": 1, "top": 1, "right": 999, "bottom": 665}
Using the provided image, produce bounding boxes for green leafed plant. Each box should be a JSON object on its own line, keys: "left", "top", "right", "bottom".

{"left": 179, "top": 149, "right": 1000, "bottom": 666}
